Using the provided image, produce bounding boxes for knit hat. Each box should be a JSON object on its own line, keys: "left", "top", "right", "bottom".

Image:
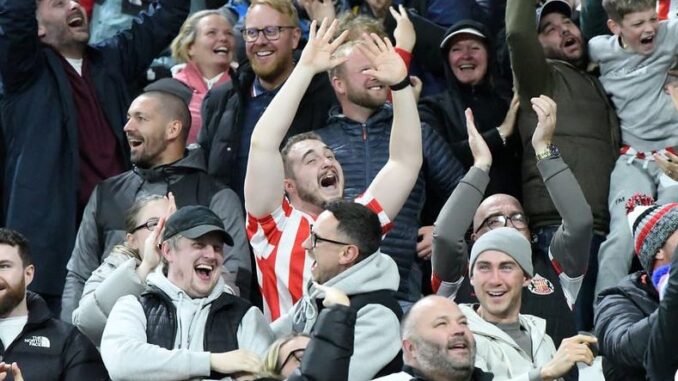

{"left": 626, "top": 193, "right": 678, "bottom": 275}
{"left": 470, "top": 227, "right": 533, "bottom": 277}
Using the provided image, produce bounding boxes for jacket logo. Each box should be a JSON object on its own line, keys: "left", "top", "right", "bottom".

{"left": 24, "top": 336, "right": 50, "bottom": 348}
{"left": 527, "top": 273, "right": 554, "bottom": 295}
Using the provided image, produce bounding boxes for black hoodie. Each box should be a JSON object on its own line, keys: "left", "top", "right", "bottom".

{"left": 419, "top": 20, "right": 522, "bottom": 199}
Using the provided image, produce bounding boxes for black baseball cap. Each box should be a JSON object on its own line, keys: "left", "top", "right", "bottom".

{"left": 536, "top": 0, "right": 573, "bottom": 32}
{"left": 162, "top": 205, "right": 233, "bottom": 246}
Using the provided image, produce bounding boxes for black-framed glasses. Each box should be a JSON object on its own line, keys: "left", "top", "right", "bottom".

{"left": 309, "top": 224, "right": 352, "bottom": 249}
{"left": 279, "top": 349, "right": 305, "bottom": 371}
{"left": 130, "top": 217, "right": 160, "bottom": 233}
{"left": 242, "top": 25, "right": 296, "bottom": 43}
{"left": 474, "top": 213, "right": 528, "bottom": 233}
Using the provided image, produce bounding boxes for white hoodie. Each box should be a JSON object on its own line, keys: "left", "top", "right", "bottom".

{"left": 101, "top": 272, "right": 273, "bottom": 381}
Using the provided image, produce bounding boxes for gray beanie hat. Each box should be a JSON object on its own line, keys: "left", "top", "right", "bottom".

{"left": 470, "top": 227, "right": 533, "bottom": 277}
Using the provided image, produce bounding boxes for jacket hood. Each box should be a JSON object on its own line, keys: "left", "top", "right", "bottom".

{"left": 133, "top": 146, "right": 208, "bottom": 183}
{"left": 308, "top": 250, "right": 399, "bottom": 297}
{"left": 597, "top": 271, "right": 659, "bottom": 302}
{"left": 459, "top": 304, "right": 547, "bottom": 355}
{"left": 26, "top": 291, "right": 53, "bottom": 326}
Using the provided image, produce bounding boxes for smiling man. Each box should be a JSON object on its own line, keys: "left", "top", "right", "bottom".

{"left": 200, "top": 0, "right": 337, "bottom": 203}
{"left": 0, "top": 229, "right": 108, "bottom": 381}
{"left": 0, "top": 0, "right": 190, "bottom": 316}
{"left": 460, "top": 228, "right": 597, "bottom": 381}
{"left": 61, "top": 79, "right": 250, "bottom": 322}
{"left": 100, "top": 205, "right": 273, "bottom": 381}
{"left": 375, "top": 295, "right": 493, "bottom": 381}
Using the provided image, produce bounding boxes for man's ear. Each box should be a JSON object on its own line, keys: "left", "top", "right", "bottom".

{"left": 283, "top": 178, "right": 296, "bottom": 197}
{"left": 522, "top": 275, "right": 531, "bottom": 287}
{"left": 24, "top": 265, "right": 35, "bottom": 287}
{"left": 331, "top": 75, "right": 346, "bottom": 96}
{"left": 291, "top": 27, "right": 302, "bottom": 50}
{"left": 161, "top": 242, "right": 173, "bottom": 262}
{"left": 166, "top": 120, "right": 183, "bottom": 140}
{"left": 403, "top": 338, "right": 415, "bottom": 357}
{"left": 339, "top": 245, "right": 359, "bottom": 265}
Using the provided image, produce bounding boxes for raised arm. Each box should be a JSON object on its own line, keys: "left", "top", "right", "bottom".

{"left": 360, "top": 33, "right": 423, "bottom": 220}
{"left": 432, "top": 110, "right": 491, "bottom": 286}
{"left": 505, "top": 0, "right": 551, "bottom": 100}
{"left": 244, "top": 20, "right": 348, "bottom": 217}
{"left": 531, "top": 96, "right": 592, "bottom": 278}
{"left": 0, "top": 0, "right": 43, "bottom": 93}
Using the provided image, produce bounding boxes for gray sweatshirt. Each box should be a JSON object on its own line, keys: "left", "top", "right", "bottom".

{"left": 589, "top": 20, "right": 678, "bottom": 151}
{"left": 100, "top": 273, "right": 273, "bottom": 381}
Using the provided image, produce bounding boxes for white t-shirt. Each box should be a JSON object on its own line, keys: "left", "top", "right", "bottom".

{"left": 0, "top": 316, "right": 28, "bottom": 348}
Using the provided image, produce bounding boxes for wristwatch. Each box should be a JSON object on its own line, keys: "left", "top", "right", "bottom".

{"left": 535, "top": 144, "right": 560, "bottom": 161}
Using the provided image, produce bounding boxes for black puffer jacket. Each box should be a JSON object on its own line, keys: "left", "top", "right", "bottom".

{"left": 2, "top": 292, "right": 108, "bottom": 381}
{"left": 594, "top": 271, "right": 659, "bottom": 381}
{"left": 315, "top": 105, "right": 464, "bottom": 300}
{"left": 418, "top": 19, "right": 521, "bottom": 199}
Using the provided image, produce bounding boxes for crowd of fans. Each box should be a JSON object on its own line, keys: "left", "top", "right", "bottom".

{"left": 2, "top": 0, "right": 678, "bottom": 379}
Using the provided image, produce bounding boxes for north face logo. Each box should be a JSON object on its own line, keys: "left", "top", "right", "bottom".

{"left": 24, "top": 336, "right": 50, "bottom": 348}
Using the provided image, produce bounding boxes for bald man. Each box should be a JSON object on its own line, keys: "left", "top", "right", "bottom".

{"left": 374, "top": 295, "right": 493, "bottom": 381}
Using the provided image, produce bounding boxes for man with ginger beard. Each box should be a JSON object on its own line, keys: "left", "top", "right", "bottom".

{"left": 506, "top": 0, "right": 619, "bottom": 331}
{"left": 0, "top": 229, "right": 107, "bottom": 381}
{"left": 200, "top": 0, "right": 337, "bottom": 202}
{"left": 0, "top": 0, "right": 190, "bottom": 316}
{"left": 373, "top": 295, "right": 493, "bottom": 381}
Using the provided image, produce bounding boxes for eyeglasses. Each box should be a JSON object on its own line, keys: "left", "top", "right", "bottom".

{"left": 279, "top": 348, "right": 305, "bottom": 371}
{"left": 474, "top": 213, "right": 528, "bottom": 233}
{"left": 309, "top": 225, "right": 352, "bottom": 249}
{"left": 242, "top": 25, "right": 296, "bottom": 43}
{"left": 130, "top": 217, "right": 160, "bottom": 233}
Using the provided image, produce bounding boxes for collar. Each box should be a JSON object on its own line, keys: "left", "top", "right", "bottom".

{"left": 251, "top": 76, "right": 281, "bottom": 98}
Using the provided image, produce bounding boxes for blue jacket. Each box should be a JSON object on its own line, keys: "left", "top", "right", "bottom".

{"left": 315, "top": 105, "right": 464, "bottom": 300}
{"left": 0, "top": 0, "right": 189, "bottom": 294}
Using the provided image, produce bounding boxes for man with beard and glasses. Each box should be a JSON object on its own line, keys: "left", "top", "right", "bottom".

{"left": 200, "top": 0, "right": 337, "bottom": 203}
{"left": 374, "top": 295, "right": 493, "bottom": 381}
{"left": 315, "top": 10, "right": 464, "bottom": 312}
{"left": 245, "top": 17, "right": 422, "bottom": 326}
{"left": 0, "top": 228, "right": 108, "bottom": 380}
{"left": 0, "top": 0, "right": 189, "bottom": 316}
{"left": 506, "top": 0, "right": 620, "bottom": 330}
{"left": 61, "top": 78, "right": 250, "bottom": 322}
{"left": 460, "top": 227, "right": 597, "bottom": 381}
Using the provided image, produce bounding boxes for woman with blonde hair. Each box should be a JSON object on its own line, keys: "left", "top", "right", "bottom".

{"left": 72, "top": 194, "right": 174, "bottom": 346}
{"left": 171, "top": 10, "right": 236, "bottom": 144}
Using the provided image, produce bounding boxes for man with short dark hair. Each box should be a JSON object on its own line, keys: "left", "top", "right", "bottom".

{"left": 273, "top": 200, "right": 404, "bottom": 380}
{"left": 61, "top": 78, "right": 250, "bottom": 322}
{"left": 505, "top": 0, "right": 620, "bottom": 329}
{"left": 101, "top": 205, "right": 273, "bottom": 381}
{"left": 0, "top": 228, "right": 108, "bottom": 381}
{"left": 374, "top": 295, "right": 493, "bottom": 381}
{"left": 0, "top": 0, "right": 190, "bottom": 314}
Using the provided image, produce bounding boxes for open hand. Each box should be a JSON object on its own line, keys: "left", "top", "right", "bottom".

{"left": 466, "top": 108, "right": 491, "bottom": 171}
{"left": 0, "top": 362, "right": 23, "bottom": 381}
{"left": 654, "top": 151, "right": 678, "bottom": 181}
{"left": 210, "top": 350, "right": 263, "bottom": 374}
{"left": 299, "top": 0, "right": 336, "bottom": 23}
{"left": 531, "top": 95, "right": 557, "bottom": 153}
{"left": 390, "top": 5, "right": 415, "bottom": 53}
{"left": 357, "top": 33, "right": 408, "bottom": 86}
{"left": 298, "top": 19, "right": 349, "bottom": 73}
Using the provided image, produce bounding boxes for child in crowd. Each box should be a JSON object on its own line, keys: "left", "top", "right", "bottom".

{"left": 589, "top": 0, "right": 678, "bottom": 293}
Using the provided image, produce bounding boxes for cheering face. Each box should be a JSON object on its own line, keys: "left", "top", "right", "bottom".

{"left": 188, "top": 14, "right": 236, "bottom": 76}
{"left": 611, "top": 9, "right": 659, "bottom": 55}
{"left": 124, "top": 94, "right": 172, "bottom": 169}
{"left": 470, "top": 251, "right": 528, "bottom": 324}
{"left": 285, "top": 139, "right": 344, "bottom": 210}
{"left": 538, "top": 12, "right": 584, "bottom": 63}
{"left": 164, "top": 232, "right": 225, "bottom": 298}
{"left": 36, "top": 0, "right": 89, "bottom": 54}
{"left": 448, "top": 35, "right": 488, "bottom": 86}
{"left": 244, "top": 4, "right": 300, "bottom": 85}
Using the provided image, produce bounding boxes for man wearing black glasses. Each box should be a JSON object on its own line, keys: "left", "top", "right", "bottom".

{"left": 61, "top": 79, "right": 250, "bottom": 322}
{"left": 200, "top": 0, "right": 337, "bottom": 203}
{"left": 431, "top": 95, "right": 593, "bottom": 348}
